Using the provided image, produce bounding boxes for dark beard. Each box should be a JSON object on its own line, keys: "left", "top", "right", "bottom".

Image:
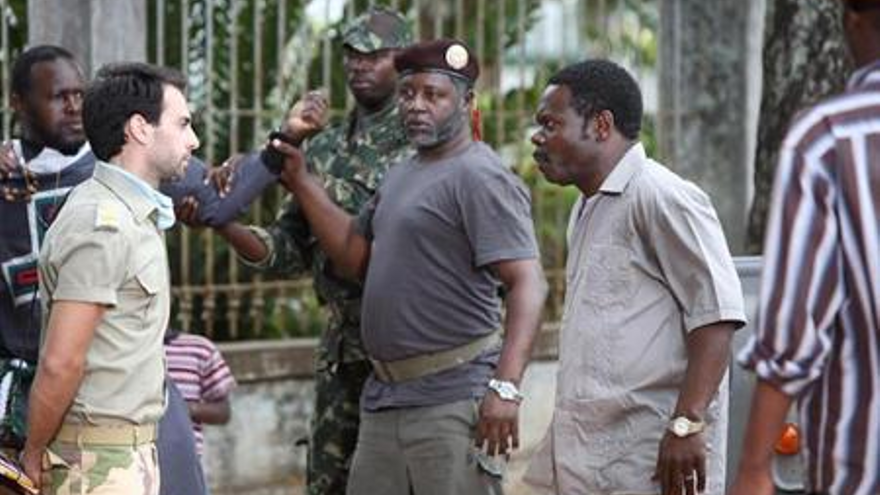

{"left": 433, "top": 107, "right": 466, "bottom": 145}
{"left": 26, "top": 121, "right": 86, "bottom": 156}
{"left": 410, "top": 106, "right": 467, "bottom": 149}
{"left": 21, "top": 135, "right": 85, "bottom": 158}
{"left": 50, "top": 137, "right": 87, "bottom": 156}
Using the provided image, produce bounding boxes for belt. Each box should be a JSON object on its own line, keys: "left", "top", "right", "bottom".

{"left": 55, "top": 423, "right": 157, "bottom": 447}
{"left": 370, "top": 330, "right": 502, "bottom": 383}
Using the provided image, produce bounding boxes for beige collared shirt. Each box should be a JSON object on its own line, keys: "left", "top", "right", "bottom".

{"left": 524, "top": 144, "right": 746, "bottom": 495}
{"left": 39, "top": 161, "right": 169, "bottom": 425}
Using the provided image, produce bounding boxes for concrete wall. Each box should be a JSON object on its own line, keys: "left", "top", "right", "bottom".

{"left": 658, "top": 0, "right": 765, "bottom": 253}
{"left": 204, "top": 340, "right": 315, "bottom": 495}
{"left": 205, "top": 378, "right": 313, "bottom": 494}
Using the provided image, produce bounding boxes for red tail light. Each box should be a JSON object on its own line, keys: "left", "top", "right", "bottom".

{"left": 774, "top": 422, "right": 801, "bottom": 456}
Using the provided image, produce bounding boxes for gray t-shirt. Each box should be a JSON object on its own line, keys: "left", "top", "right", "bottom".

{"left": 357, "top": 141, "right": 538, "bottom": 410}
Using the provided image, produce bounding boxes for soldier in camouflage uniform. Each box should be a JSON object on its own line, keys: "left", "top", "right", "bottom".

{"left": 211, "top": 7, "right": 412, "bottom": 495}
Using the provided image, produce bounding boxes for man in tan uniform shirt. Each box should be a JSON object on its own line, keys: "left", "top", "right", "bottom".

{"left": 20, "top": 63, "right": 199, "bottom": 495}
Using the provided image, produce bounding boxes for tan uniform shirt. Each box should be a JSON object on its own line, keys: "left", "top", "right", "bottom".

{"left": 524, "top": 144, "right": 746, "bottom": 495}
{"left": 39, "top": 162, "right": 169, "bottom": 425}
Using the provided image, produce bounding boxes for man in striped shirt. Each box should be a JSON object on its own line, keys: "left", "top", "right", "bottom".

{"left": 164, "top": 329, "right": 236, "bottom": 457}
{"left": 731, "top": 2, "right": 880, "bottom": 494}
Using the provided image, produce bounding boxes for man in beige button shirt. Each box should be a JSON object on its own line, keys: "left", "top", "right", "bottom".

{"left": 523, "top": 60, "right": 746, "bottom": 495}
{"left": 20, "top": 63, "right": 199, "bottom": 494}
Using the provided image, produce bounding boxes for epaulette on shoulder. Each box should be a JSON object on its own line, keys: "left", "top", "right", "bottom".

{"left": 94, "top": 200, "right": 121, "bottom": 231}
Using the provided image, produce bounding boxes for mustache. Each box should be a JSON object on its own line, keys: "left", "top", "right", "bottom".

{"left": 349, "top": 74, "right": 373, "bottom": 84}
{"left": 405, "top": 118, "right": 431, "bottom": 127}
{"left": 533, "top": 149, "right": 549, "bottom": 164}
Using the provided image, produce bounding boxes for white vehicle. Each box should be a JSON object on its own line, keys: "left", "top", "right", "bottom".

{"left": 728, "top": 257, "right": 804, "bottom": 494}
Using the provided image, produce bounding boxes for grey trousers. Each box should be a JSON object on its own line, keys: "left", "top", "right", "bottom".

{"left": 346, "top": 399, "right": 504, "bottom": 495}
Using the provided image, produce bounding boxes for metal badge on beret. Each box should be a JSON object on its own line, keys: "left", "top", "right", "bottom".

{"left": 445, "top": 44, "right": 469, "bottom": 70}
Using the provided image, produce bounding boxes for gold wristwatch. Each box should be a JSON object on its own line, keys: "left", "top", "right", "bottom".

{"left": 668, "top": 415, "right": 705, "bottom": 438}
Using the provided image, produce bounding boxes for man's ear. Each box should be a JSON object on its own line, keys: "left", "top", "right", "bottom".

{"left": 594, "top": 110, "right": 615, "bottom": 141}
{"left": 463, "top": 88, "right": 475, "bottom": 108}
{"left": 125, "top": 113, "right": 153, "bottom": 146}
{"left": 10, "top": 92, "right": 26, "bottom": 118}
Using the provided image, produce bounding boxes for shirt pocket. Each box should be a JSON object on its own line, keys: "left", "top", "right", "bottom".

{"left": 117, "top": 260, "right": 164, "bottom": 322}
{"left": 135, "top": 263, "right": 163, "bottom": 296}
{"left": 581, "top": 244, "right": 635, "bottom": 309}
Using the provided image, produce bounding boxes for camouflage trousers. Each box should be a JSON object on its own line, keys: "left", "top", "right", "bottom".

{"left": 42, "top": 441, "right": 159, "bottom": 495}
{"left": 307, "top": 359, "right": 371, "bottom": 495}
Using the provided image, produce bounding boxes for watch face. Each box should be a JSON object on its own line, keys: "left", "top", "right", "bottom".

{"left": 497, "top": 383, "right": 513, "bottom": 400}
{"left": 672, "top": 418, "right": 689, "bottom": 437}
{"left": 489, "top": 379, "right": 521, "bottom": 402}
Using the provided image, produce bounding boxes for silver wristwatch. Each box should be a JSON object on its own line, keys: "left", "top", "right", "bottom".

{"left": 487, "top": 379, "right": 524, "bottom": 403}
{"left": 668, "top": 415, "right": 705, "bottom": 438}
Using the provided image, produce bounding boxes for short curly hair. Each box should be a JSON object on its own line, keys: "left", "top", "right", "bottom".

{"left": 548, "top": 60, "right": 643, "bottom": 140}
{"left": 11, "top": 45, "right": 77, "bottom": 97}
{"left": 83, "top": 63, "right": 187, "bottom": 161}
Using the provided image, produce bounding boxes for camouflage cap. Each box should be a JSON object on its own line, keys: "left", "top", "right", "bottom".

{"left": 342, "top": 7, "right": 412, "bottom": 53}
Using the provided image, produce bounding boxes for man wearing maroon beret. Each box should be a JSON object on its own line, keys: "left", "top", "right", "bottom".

{"left": 266, "top": 38, "right": 548, "bottom": 494}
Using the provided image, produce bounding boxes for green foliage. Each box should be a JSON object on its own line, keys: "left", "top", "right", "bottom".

{"left": 581, "top": 0, "right": 658, "bottom": 65}
{"left": 1, "top": 0, "right": 27, "bottom": 138}
{"left": 148, "top": 0, "right": 306, "bottom": 163}
{"left": 1, "top": 1, "right": 27, "bottom": 62}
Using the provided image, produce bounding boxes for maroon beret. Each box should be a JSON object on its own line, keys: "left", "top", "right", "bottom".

{"left": 394, "top": 38, "right": 480, "bottom": 84}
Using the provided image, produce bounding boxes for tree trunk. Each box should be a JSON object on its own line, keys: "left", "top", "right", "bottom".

{"left": 28, "top": 0, "right": 147, "bottom": 76}
{"left": 658, "top": 0, "right": 764, "bottom": 254}
{"left": 745, "top": 0, "right": 852, "bottom": 253}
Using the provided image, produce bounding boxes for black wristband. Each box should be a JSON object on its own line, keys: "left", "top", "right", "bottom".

{"left": 259, "top": 130, "right": 299, "bottom": 175}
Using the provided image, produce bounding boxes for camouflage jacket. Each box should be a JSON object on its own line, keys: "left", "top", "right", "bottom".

{"left": 247, "top": 102, "right": 410, "bottom": 364}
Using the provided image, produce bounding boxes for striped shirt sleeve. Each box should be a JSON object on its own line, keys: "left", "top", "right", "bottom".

{"left": 200, "top": 340, "right": 236, "bottom": 402}
{"left": 738, "top": 112, "right": 844, "bottom": 397}
{"left": 166, "top": 334, "right": 236, "bottom": 403}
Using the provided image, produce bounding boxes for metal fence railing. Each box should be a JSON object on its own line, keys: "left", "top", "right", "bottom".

{"left": 1, "top": 0, "right": 659, "bottom": 340}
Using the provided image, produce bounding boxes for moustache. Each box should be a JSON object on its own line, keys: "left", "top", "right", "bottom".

{"left": 405, "top": 118, "right": 433, "bottom": 128}
{"left": 533, "top": 150, "right": 549, "bottom": 164}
